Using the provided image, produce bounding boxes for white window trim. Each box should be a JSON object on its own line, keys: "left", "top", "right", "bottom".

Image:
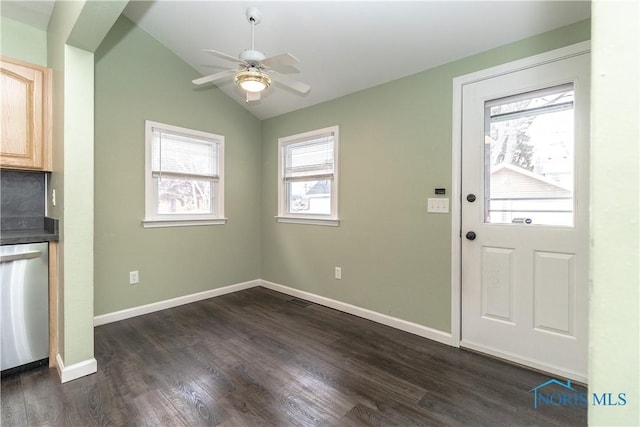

{"left": 276, "top": 125, "right": 340, "bottom": 226}
{"left": 142, "top": 120, "right": 226, "bottom": 228}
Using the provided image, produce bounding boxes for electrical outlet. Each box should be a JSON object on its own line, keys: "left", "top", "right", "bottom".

{"left": 129, "top": 270, "right": 139, "bottom": 285}
{"left": 335, "top": 267, "right": 342, "bottom": 280}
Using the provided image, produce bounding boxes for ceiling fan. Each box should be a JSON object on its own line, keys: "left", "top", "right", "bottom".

{"left": 192, "top": 7, "right": 311, "bottom": 103}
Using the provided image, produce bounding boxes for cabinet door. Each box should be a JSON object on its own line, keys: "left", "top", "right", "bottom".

{"left": 1, "top": 57, "right": 52, "bottom": 171}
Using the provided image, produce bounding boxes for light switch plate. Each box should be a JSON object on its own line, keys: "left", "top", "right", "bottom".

{"left": 428, "top": 198, "right": 449, "bottom": 213}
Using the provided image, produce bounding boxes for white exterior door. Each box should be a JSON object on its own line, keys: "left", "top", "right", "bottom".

{"left": 460, "top": 52, "right": 590, "bottom": 382}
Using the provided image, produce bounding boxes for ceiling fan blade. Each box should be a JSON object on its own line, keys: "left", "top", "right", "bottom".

{"left": 202, "top": 49, "right": 244, "bottom": 64}
{"left": 192, "top": 69, "right": 236, "bottom": 86}
{"left": 271, "top": 72, "right": 311, "bottom": 94}
{"left": 246, "top": 91, "right": 261, "bottom": 103}
{"left": 262, "top": 53, "right": 300, "bottom": 70}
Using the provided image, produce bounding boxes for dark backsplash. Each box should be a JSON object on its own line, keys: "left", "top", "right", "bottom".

{"left": 0, "top": 170, "right": 46, "bottom": 230}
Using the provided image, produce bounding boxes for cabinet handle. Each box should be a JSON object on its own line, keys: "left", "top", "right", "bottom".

{"left": 0, "top": 251, "right": 42, "bottom": 263}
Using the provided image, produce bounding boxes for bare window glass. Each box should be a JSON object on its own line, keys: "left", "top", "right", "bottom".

{"left": 484, "top": 84, "right": 575, "bottom": 226}
{"left": 157, "top": 178, "right": 215, "bottom": 215}
{"left": 286, "top": 180, "right": 332, "bottom": 215}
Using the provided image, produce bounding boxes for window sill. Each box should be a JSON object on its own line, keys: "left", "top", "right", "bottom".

{"left": 142, "top": 218, "right": 227, "bottom": 228}
{"left": 275, "top": 216, "right": 340, "bottom": 227}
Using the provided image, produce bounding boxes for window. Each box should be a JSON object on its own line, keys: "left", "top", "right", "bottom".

{"left": 277, "top": 126, "right": 339, "bottom": 226}
{"left": 484, "top": 84, "right": 575, "bottom": 227}
{"left": 143, "top": 120, "right": 225, "bottom": 228}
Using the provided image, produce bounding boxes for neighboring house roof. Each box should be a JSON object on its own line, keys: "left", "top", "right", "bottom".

{"left": 490, "top": 163, "right": 572, "bottom": 199}
{"left": 306, "top": 180, "right": 330, "bottom": 196}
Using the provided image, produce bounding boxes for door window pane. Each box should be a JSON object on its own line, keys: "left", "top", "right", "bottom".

{"left": 484, "top": 84, "right": 575, "bottom": 226}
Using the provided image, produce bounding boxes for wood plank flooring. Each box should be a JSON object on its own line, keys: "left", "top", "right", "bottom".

{"left": 1, "top": 287, "right": 587, "bottom": 426}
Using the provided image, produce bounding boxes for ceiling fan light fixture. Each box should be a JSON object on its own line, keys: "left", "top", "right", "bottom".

{"left": 235, "top": 70, "right": 271, "bottom": 93}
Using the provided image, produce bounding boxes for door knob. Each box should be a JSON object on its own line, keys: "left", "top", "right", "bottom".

{"left": 465, "top": 231, "right": 477, "bottom": 241}
{"left": 466, "top": 194, "right": 476, "bottom": 202}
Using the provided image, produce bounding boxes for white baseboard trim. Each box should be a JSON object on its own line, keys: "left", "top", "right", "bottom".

{"left": 56, "top": 353, "right": 97, "bottom": 383}
{"left": 93, "top": 278, "right": 452, "bottom": 347}
{"left": 93, "top": 279, "right": 260, "bottom": 326}
{"left": 460, "top": 340, "right": 588, "bottom": 384}
{"left": 260, "top": 280, "right": 453, "bottom": 346}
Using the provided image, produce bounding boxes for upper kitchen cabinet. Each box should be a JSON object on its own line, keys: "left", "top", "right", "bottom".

{"left": 1, "top": 56, "right": 52, "bottom": 171}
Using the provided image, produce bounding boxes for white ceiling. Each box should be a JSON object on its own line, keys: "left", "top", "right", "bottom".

{"left": 2, "top": 1, "right": 591, "bottom": 120}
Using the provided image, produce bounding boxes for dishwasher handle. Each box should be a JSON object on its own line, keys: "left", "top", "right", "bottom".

{"left": 0, "top": 251, "right": 43, "bottom": 263}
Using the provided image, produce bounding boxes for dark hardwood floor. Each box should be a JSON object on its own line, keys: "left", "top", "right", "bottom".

{"left": 1, "top": 286, "right": 587, "bottom": 426}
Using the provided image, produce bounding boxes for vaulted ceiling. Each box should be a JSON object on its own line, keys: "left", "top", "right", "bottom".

{"left": 2, "top": 1, "right": 591, "bottom": 120}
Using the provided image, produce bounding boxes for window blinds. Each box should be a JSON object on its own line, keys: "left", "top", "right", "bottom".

{"left": 152, "top": 128, "right": 218, "bottom": 180}
{"left": 283, "top": 134, "right": 334, "bottom": 182}
{"left": 487, "top": 83, "right": 574, "bottom": 123}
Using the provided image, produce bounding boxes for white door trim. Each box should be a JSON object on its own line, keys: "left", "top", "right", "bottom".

{"left": 450, "top": 41, "right": 591, "bottom": 348}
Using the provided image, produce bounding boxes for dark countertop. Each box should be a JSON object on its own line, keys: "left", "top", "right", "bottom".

{"left": 0, "top": 217, "right": 59, "bottom": 245}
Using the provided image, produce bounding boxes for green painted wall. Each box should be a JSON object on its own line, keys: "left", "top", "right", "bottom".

{"left": 47, "top": 0, "right": 126, "bottom": 368}
{"left": 94, "top": 16, "right": 261, "bottom": 316}
{"left": 61, "top": 44, "right": 95, "bottom": 365}
{"left": 261, "top": 20, "right": 591, "bottom": 333}
{"left": 47, "top": 0, "right": 87, "bottom": 367}
{"left": 589, "top": 1, "right": 639, "bottom": 424}
{"left": 0, "top": 16, "right": 47, "bottom": 66}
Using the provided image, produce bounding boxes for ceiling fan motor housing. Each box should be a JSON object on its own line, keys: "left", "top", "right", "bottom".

{"left": 240, "top": 49, "right": 266, "bottom": 65}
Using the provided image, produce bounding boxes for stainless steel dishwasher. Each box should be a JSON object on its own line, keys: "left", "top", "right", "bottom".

{"left": 1, "top": 242, "right": 49, "bottom": 373}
